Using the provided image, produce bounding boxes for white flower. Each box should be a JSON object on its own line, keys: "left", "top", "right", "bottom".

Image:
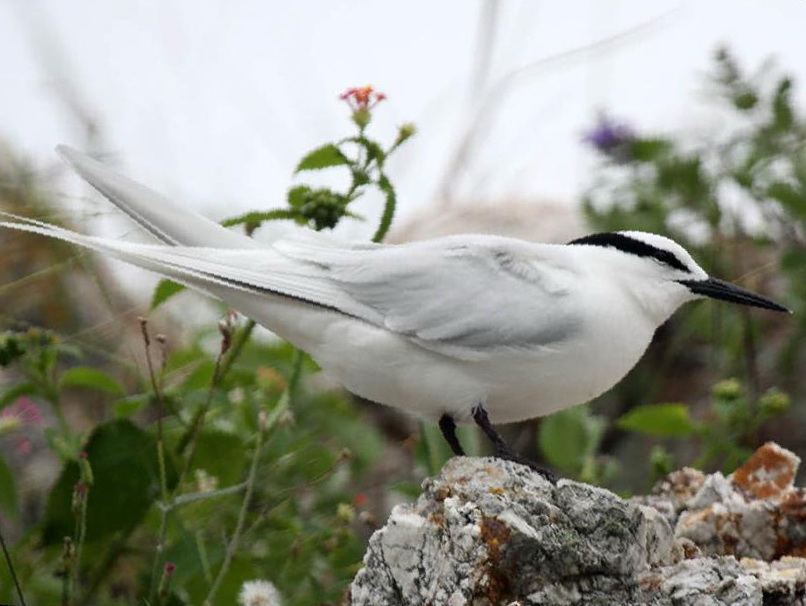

{"left": 194, "top": 468, "right": 219, "bottom": 493}
{"left": 238, "top": 580, "right": 282, "bottom": 606}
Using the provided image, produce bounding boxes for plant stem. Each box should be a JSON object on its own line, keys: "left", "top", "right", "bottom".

{"left": 0, "top": 525, "right": 26, "bottom": 606}
{"left": 167, "top": 483, "right": 245, "bottom": 508}
{"left": 141, "top": 319, "right": 171, "bottom": 603}
{"left": 60, "top": 537, "right": 74, "bottom": 606}
{"left": 72, "top": 487, "right": 89, "bottom": 600}
{"left": 178, "top": 349, "right": 227, "bottom": 481}
{"left": 420, "top": 421, "right": 441, "bottom": 476}
{"left": 288, "top": 349, "right": 305, "bottom": 406}
{"left": 196, "top": 530, "right": 212, "bottom": 583}
{"left": 217, "top": 319, "right": 256, "bottom": 380}
{"left": 150, "top": 505, "right": 169, "bottom": 603}
{"left": 203, "top": 413, "right": 267, "bottom": 606}
{"left": 76, "top": 529, "right": 134, "bottom": 606}
{"left": 371, "top": 174, "right": 396, "bottom": 243}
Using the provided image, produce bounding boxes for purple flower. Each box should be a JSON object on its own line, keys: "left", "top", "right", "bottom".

{"left": 583, "top": 115, "right": 636, "bottom": 161}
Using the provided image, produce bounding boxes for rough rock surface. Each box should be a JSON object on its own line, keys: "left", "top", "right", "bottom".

{"left": 349, "top": 443, "right": 806, "bottom": 605}
{"left": 636, "top": 442, "right": 806, "bottom": 561}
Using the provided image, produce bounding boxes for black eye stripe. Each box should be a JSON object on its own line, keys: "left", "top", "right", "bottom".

{"left": 568, "top": 233, "right": 690, "bottom": 273}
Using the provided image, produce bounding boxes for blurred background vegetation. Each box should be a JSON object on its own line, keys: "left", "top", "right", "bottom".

{"left": 1, "top": 3, "right": 806, "bottom": 604}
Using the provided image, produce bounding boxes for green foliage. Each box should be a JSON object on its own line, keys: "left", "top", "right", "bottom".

{"left": 0, "top": 89, "right": 409, "bottom": 606}
{"left": 43, "top": 419, "right": 177, "bottom": 544}
{"left": 295, "top": 143, "right": 350, "bottom": 172}
{"left": 0, "top": 456, "right": 18, "bottom": 519}
{"left": 1, "top": 56, "right": 803, "bottom": 606}
{"left": 538, "top": 405, "right": 615, "bottom": 485}
{"left": 151, "top": 279, "right": 186, "bottom": 309}
{"left": 617, "top": 404, "right": 696, "bottom": 437}
{"left": 59, "top": 366, "right": 124, "bottom": 395}
{"left": 574, "top": 47, "right": 804, "bottom": 488}
{"left": 219, "top": 88, "right": 414, "bottom": 242}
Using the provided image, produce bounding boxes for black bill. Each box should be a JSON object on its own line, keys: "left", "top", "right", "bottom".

{"left": 679, "top": 278, "right": 790, "bottom": 313}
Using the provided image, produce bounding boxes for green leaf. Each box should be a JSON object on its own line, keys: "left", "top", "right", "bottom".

{"left": 538, "top": 405, "right": 605, "bottom": 473}
{"left": 42, "top": 419, "right": 178, "bottom": 544}
{"left": 295, "top": 144, "right": 349, "bottom": 173}
{"left": 0, "top": 455, "right": 19, "bottom": 519}
{"left": 733, "top": 90, "right": 758, "bottom": 111}
{"left": 629, "top": 138, "right": 672, "bottom": 162}
{"left": 287, "top": 185, "right": 312, "bottom": 209}
{"left": 617, "top": 403, "right": 696, "bottom": 437}
{"left": 767, "top": 182, "right": 806, "bottom": 220}
{"left": 184, "top": 557, "right": 257, "bottom": 606}
{"left": 59, "top": 367, "right": 124, "bottom": 395}
{"left": 781, "top": 248, "right": 806, "bottom": 274}
{"left": 187, "top": 430, "right": 247, "bottom": 486}
{"left": 772, "top": 77, "right": 794, "bottom": 132}
{"left": 151, "top": 279, "right": 186, "bottom": 310}
{"left": 0, "top": 382, "right": 36, "bottom": 411}
{"left": 113, "top": 394, "right": 149, "bottom": 418}
{"left": 180, "top": 359, "right": 216, "bottom": 390}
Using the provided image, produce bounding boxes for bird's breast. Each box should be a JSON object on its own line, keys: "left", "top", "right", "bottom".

{"left": 480, "top": 299, "right": 658, "bottom": 423}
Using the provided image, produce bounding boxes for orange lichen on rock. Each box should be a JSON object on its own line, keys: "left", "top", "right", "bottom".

{"left": 731, "top": 442, "right": 801, "bottom": 500}
{"left": 480, "top": 515, "right": 511, "bottom": 562}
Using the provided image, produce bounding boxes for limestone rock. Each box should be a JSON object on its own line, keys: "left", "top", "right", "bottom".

{"left": 349, "top": 443, "right": 806, "bottom": 605}
{"left": 638, "top": 442, "right": 806, "bottom": 561}
{"left": 350, "top": 456, "right": 676, "bottom": 605}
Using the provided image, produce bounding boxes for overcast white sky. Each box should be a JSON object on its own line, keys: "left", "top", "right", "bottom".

{"left": 2, "top": 0, "right": 806, "bottom": 237}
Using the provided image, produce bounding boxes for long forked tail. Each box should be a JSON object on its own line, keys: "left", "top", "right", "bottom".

{"left": 0, "top": 215, "right": 356, "bottom": 320}
{"left": 57, "top": 146, "right": 260, "bottom": 249}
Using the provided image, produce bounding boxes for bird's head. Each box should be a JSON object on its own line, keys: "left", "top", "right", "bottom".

{"left": 568, "top": 231, "right": 789, "bottom": 323}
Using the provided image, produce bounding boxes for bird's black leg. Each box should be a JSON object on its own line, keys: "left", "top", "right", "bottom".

{"left": 472, "top": 405, "right": 557, "bottom": 484}
{"left": 439, "top": 414, "right": 466, "bottom": 456}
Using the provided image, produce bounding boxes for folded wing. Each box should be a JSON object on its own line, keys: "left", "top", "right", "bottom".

{"left": 276, "top": 234, "right": 581, "bottom": 360}
{"left": 1, "top": 218, "right": 579, "bottom": 361}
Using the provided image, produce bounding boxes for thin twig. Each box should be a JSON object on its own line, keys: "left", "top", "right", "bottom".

{"left": 203, "top": 410, "right": 269, "bottom": 606}
{"left": 71, "top": 485, "right": 89, "bottom": 601}
{"left": 166, "top": 483, "right": 245, "bottom": 509}
{"left": 178, "top": 348, "right": 227, "bottom": 479}
{"left": 178, "top": 313, "right": 236, "bottom": 479}
{"left": 60, "top": 537, "right": 74, "bottom": 606}
{"left": 141, "top": 318, "right": 170, "bottom": 603}
{"left": 216, "top": 319, "right": 256, "bottom": 380}
{"left": 0, "top": 525, "right": 26, "bottom": 606}
{"left": 196, "top": 530, "right": 212, "bottom": 583}
{"left": 288, "top": 349, "right": 305, "bottom": 406}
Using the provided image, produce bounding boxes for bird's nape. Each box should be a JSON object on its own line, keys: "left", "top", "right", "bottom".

{"left": 679, "top": 277, "right": 790, "bottom": 313}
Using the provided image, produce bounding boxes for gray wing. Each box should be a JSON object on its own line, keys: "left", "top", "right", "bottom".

{"left": 275, "top": 234, "right": 581, "bottom": 360}
{"left": 1, "top": 215, "right": 579, "bottom": 361}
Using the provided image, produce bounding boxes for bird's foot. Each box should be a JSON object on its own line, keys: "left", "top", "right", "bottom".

{"left": 470, "top": 405, "right": 558, "bottom": 484}
{"left": 491, "top": 448, "right": 558, "bottom": 484}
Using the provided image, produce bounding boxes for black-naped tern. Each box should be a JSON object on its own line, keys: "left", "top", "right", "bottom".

{"left": 0, "top": 147, "right": 790, "bottom": 478}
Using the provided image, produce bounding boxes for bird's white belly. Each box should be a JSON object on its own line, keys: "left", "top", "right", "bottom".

{"left": 236, "top": 292, "right": 657, "bottom": 425}
{"left": 479, "top": 311, "right": 657, "bottom": 423}
{"left": 315, "top": 318, "right": 487, "bottom": 421}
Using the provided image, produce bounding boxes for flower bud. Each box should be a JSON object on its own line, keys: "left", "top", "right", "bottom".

{"left": 337, "top": 502, "right": 355, "bottom": 522}
{"left": 712, "top": 378, "right": 743, "bottom": 402}
{"left": 760, "top": 389, "right": 790, "bottom": 416}
{"left": 395, "top": 122, "right": 417, "bottom": 146}
{"left": 351, "top": 108, "right": 371, "bottom": 129}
